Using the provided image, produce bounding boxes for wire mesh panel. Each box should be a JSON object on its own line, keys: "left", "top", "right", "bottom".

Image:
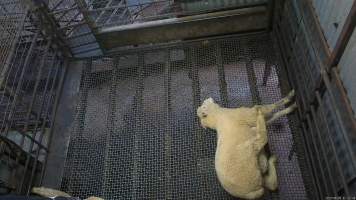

{"left": 0, "top": 0, "right": 27, "bottom": 81}
{"left": 61, "top": 33, "right": 307, "bottom": 199}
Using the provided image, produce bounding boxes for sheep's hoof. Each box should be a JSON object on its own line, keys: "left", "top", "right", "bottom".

{"left": 288, "top": 90, "right": 295, "bottom": 98}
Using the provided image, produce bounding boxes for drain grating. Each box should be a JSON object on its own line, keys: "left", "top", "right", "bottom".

{"left": 60, "top": 33, "right": 307, "bottom": 199}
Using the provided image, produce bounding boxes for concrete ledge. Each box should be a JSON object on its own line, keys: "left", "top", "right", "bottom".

{"left": 96, "top": 6, "right": 268, "bottom": 49}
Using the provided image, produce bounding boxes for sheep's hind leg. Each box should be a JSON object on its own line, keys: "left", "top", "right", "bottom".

{"left": 254, "top": 109, "right": 268, "bottom": 152}
{"left": 255, "top": 90, "right": 295, "bottom": 117}
{"left": 264, "top": 155, "right": 278, "bottom": 191}
{"left": 267, "top": 103, "right": 297, "bottom": 124}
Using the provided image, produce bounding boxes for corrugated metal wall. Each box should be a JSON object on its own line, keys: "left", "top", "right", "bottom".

{"left": 311, "top": 0, "right": 353, "bottom": 50}
{"left": 339, "top": 29, "right": 356, "bottom": 117}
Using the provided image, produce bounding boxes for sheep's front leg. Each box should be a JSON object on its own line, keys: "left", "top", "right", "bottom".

{"left": 254, "top": 109, "right": 268, "bottom": 152}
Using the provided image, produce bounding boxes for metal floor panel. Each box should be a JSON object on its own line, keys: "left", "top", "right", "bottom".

{"left": 60, "top": 33, "right": 307, "bottom": 199}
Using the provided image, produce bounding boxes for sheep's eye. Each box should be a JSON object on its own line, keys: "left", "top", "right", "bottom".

{"left": 202, "top": 113, "right": 207, "bottom": 118}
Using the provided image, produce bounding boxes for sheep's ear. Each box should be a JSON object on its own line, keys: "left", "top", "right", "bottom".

{"left": 206, "top": 97, "right": 214, "bottom": 103}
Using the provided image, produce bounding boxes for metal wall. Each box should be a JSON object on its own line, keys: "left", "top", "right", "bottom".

{"left": 0, "top": 0, "right": 67, "bottom": 194}
{"left": 339, "top": 29, "right": 356, "bottom": 117}
{"left": 311, "top": 0, "right": 354, "bottom": 50}
{"left": 274, "top": 0, "right": 356, "bottom": 199}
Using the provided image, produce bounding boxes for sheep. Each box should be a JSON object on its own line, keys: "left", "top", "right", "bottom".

{"left": 197, "top": 90, "right": 296, "bottom": 199}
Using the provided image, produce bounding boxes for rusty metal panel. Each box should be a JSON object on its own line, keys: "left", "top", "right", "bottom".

{"left": 339, "top": 29, "right": 356, "bottom": 117}
{"left": 311, "top": 0, "right": 354, "bottom": 50}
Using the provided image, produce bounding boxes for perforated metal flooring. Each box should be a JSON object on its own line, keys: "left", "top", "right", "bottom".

{"left": 60, "top": 33, "right": 307, "bottom": 199}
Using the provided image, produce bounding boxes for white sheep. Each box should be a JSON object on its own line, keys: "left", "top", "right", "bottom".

{"left": 197, "top": 90, "right": 296, "bottom": 199}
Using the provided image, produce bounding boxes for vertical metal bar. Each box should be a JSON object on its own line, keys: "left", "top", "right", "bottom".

{"left": 3, "top": 31, "right": 39, "bottom": 137}
{"left": 315, "top": 91, "right": 350, "bottom": 196}
{"left": 322, "top": 71, "right": 356, "bottom": 169}
{"left": 301, "top": 122, "right": 323, "bottom": 200}
{"left": 310, "top": 105, "right": 339, "bottom": 196}
{"left": 39, "top": 59, "right": 68, "bottom": 185}
{"left": 216, "top": 44, "right": 228, "bottom": 107}
{"left": 243, "top": 41, "right": 261, "bottom": 105}
{"left": 331, "top": 68, "right": 356, "bottom": 131}
{"left": 188, "top": 47, "right": 202, "bottom": 148}
{"left": 131, "top": 53, "right": 144, "bottom": 200}
{"left": 23, "top": 41, "right": 51, "bottom": 132}
{"left": 305, "top": 113, "right": 329, "bottom": 196}
{"left": 18, "top": 54, "right": 59, "bottom": 194}
{"left": 164, "top": 50, "right": 172, "bottom": 200}
{"left": 26, "top": 58, "right": 65, "bottom": 195}
{"left": 10, "top": 41, "right": 52, "bottom": 191}
{"left": 102, "top": 57, "right": 118, "bottom": 196}
{"left": 267, "top": 0, "right": 275, "bottom": 31}
{"left": 0, "top": 31, "right": 31, "bottom": 133}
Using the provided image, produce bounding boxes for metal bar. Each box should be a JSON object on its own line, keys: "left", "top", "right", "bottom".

{"left": 9, "top": 41, "right": 51, "bottom": 191}
{"left": 301, "top": 122, "right": 323, "bottom": 200}
{"left": 99, "top": 6, "right": 267, "bottom": 33}
{"left": 62, "top": 59, "right": 91, "bottom": 192}
{"left": 302, "top": 0, "right": 331, "bottom": 59}
{"left": 52, "top": 4, "right": 77, "bottom": 15}
{"left": 305, "top": 113, "right": 329, "bottom": 196}
{"left": 315, "top": 91, "right": 350, "bottom": 196}
{"left": 328, "top": 1, "right": 356, "bottom": 69}
{"left": 131, "top": 53, "right": 144, "bottom": 199}
{"left": 0, "top": 38, "right": 41, "bottom": 132}
{"left": 97, "top": 7, "right": 268, "bottom": 49}
{"left": 216, "top": 44, "right": 228, "bottom": 107}
{"left": 164, "top": 49, "right": 172, "bottom": 200}
{"left": 23, "top": 41, "right": 51, "bottom": 133}
{"left": 67, "top": 31, "right": 92, "bottom": 39}
{"left": 26, "top": 58, "right": 64, "bottom": 194}
{"left": 49, "top": 0, "right": 67, "bottom": 12}
{"left": 74, "top": 46, "right": 100, "bottom": 55}
{"left": 93, "top": 0, "right": 114, "bottom": 24}
{"left": 245, "top": 57, "right": 261, "bottom": 105}
{"left": 188, "top": 47, "right": 202, "bottom": 141}
{"left": 102, "top": 57, "right": 118, "bottom": 194}
{"left": 0, "top": 34, "right": 34, "bottom": 114}
{"left": 322, "top": 70, "right": 356, "bottom": 170}
{"left": 70, "top": 40, "right": 98, "bottom": 49}
{"left": 59, "top": 21, "right": 86, "bottom": 31}
{"left": 18, "top": 54, "right": 60, "bottom": 194}
{"left": 310, "top": 105, "right": 339, "bottom": 196}
{"left": 3, "top": 31, "right": 39, "bottom": 137}
{"left": 101, "top": 31, "right": 268, "bottom": 58}
{"left": 330, "top": 68, "right": 356, "bottom": 131}
{"left": 267, "top": 0, "right": 275, "bottom": 31}
{"left": 101, "top": 1, "right": 127, "bottom": 26}
{"left": 39, "top": 59, "right": 68, "bottom": 185}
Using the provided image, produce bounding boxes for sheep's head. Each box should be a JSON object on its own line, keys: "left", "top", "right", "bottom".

{"left": 197, "top": 97, "right": 220, "bottom": 130}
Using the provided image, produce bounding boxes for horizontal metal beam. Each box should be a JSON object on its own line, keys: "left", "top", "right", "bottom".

{"left": 97, "top": 6, "right": 268, "bottom": 49}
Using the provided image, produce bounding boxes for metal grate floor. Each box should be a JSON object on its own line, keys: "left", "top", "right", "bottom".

{"left": 60, "top": 33, "right": 307, "bottom": 199}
